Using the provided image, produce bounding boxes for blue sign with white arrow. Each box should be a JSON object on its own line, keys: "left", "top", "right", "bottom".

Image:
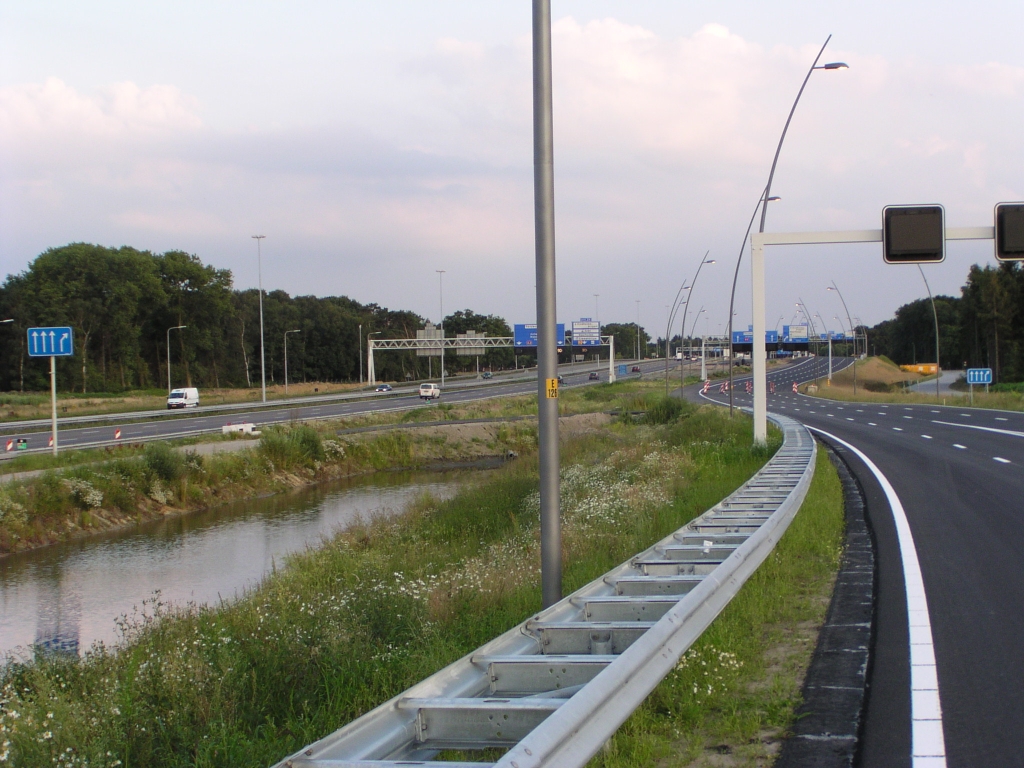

{"left": 28, "top": 327, "right": 74, "bottom": 357}
{"left": 966, "top": 367, "right": 992, "bottom": 385}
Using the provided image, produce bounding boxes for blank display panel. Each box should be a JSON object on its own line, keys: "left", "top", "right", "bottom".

{"left": 883, "top": 205, "right": 945, "bottom": 263}
{"left": 995, "top": 203, "right": 1024, "bottom": 261}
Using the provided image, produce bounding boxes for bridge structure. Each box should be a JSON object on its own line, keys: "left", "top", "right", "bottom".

{"left": 368, "top": 335, "right": 617, "bottom": 386}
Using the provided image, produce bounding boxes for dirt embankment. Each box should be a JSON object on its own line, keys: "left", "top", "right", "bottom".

{"left": 811, "top": 356, "right": 923, "bottom": 393}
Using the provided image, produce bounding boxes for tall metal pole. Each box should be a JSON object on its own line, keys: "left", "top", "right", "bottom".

{"left": 918, "top": 265, "right": 942, "bottom": 400}
{"left": 437, "top": 270, "right": 446, "bottom": 389}
{"left": 672, "top": 253, "right": 712, "bottom": 395}
{"left": 252, "top": 235, "right": 267, "bottom": 403}
{"left": 50, "top": 355, "right": 58, "bottom": 456}
{"left": 284, "top": 329, "right": 300, "bottom": 395}
{"left": 635, "top": 300, "right": 640, "bottom": 360}
{"left": 359, "top": 323, "right": 363, "bottom": 384}
{"left": 534, "top": 0, "right": 561, "bottom": 608}
{"left": 732, "top": 35, "right": 842, "bottom": 419}
{"left": 167, "top": 325, "right": 186, "bottom": 394}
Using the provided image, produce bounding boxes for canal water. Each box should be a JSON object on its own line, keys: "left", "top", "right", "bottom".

{"left": 0, "top": 470, "right": 472, "bottom": 659}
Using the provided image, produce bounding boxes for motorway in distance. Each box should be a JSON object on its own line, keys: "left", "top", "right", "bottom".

{"left": 689, "top": 356, "right": 1024, "bottom": 767}
{"left": 0, "top": 360, "right": 669, "bottom": 455}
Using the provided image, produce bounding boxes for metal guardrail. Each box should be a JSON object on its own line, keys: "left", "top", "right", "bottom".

{"left": 272, "top": 413, "right": 816, "bottom": 768}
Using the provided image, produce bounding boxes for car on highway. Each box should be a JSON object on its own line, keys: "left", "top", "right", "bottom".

{"left": 482, "top": 371, "right": 493, "bottom": 379}
{"left": 588, "top": 371, "right": 600, "bottom": 380}
{"left": 375, "top": 384, "right": 392, "bottom": 392}
{"left": 419, "top": 383, "right": 441, "bottom": 400}
{"left": 167, "top": 387, "right": 199, "bottom": 409}
{"left": 631, "top": 365, "right": 641, "bottom": 372}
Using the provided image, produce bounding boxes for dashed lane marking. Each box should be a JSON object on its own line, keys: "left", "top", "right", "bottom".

{"left": 894, "top": 427, "right": 904, "bottom": 431}
{"left": 931, "top": 420, "right": 1024, "bottom": 438}
{"left": 953, "top": 444, "right": 966, "bottom": 450}
{"left": 996, "top": 417, "right": 1008, "bottom": 422}
{"left": 922, "top": 435, "right": 932, "bottom": 439}
{"left": 869, "top": 422, "right": 878, "bottom": 426}
{"left": 994, "top": 457, "right": 1011, "bottom": 464}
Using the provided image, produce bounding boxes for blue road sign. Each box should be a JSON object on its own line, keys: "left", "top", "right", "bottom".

{"left": 966, "top": 367, "right": 993, "bottom": 385}
{"left": 514, "top": 323, "right": 566, "bottom": 347}
{"left": 618, "top": 364, "right": 627, "bottom": 375}
{"left": 28, "top": 327, "right": 74, "bottom": 357}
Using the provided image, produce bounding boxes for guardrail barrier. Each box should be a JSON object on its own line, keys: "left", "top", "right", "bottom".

{"left": 273, "top": 414, "right": 816, "bottom": 768}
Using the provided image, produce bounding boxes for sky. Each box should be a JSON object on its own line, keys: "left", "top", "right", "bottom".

{"left": 2, "top": 1, "right": 1023, "bottom": 339}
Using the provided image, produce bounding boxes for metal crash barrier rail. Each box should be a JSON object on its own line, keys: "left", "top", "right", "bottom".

{"left": 274, "top": 414, "right": 816, "bottom": 768}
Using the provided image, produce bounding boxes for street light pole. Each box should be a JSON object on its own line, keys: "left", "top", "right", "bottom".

{"left": 284, "top": 329, "right": 301, "bottom": 394}
{"left": 918, "top": 265, "right": 942, "bottom": 400}
{"left": 534, "top": 0, "right": 561, "bottom": 608}
{"left": 730, "top": 36, "right": 846, "bottom": 423}
{"left": 252, "top": 235, "right": 267, "bottom": 403}
{"left": 358, "top": 323, "right": 363, "bottom": 384}
{"left": 635, "top": 299, "right": 641, "bottom": 360}
{"left": 436, "top": 270, "right": 446, "bottom": 389}
{"left": 674, "top": 254, "right": 714, "bottom": 394}
{"left": 166, "top": 325, "right": 187, "bottom": 394}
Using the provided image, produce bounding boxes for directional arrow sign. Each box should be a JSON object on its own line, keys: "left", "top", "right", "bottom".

{"left": 27, "top": 327, "right": 74, "bottom": 357}
{"left": 966, "top": 367, "right": 993, "bottom": 385}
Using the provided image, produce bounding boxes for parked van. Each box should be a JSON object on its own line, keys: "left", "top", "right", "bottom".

{"left": 419, "top": 383, "right": 441, "bottom": 400}
{"left": 167, "top": 387, "right": 200, "bottom": 409}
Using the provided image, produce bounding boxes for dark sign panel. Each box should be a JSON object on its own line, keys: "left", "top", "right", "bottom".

{"left": 995, "top": 202, "right": 1024, "bottom": 262}
{"left": 883, "top": 205, "right": 945, "bottom": 263}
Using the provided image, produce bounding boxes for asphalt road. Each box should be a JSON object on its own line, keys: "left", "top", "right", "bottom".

{"left": 0, "top": 360, "right": 671, "bottom": 455}
{"left": 688, "top": 356, "right": 1024, "bottom": 767}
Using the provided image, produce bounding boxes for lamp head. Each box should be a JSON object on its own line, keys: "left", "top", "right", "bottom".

{"left": 822, "top": 61, "right": 849, "bottom": 70}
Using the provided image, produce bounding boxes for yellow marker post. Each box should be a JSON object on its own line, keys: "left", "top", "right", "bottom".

{"left": 545, "top": 378, "right": 559, "bottom": 398}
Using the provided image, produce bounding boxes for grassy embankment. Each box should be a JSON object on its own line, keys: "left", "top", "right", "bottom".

{"left": 0, "top": 389, "right": 844, "bottom": 768}
{"left": 802, "top": 356, "right": 1024, "bottom": 411}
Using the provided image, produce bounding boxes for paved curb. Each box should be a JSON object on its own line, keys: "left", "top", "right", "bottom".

{"left": 775, "top": 438, "right": 874, "bottom": 767}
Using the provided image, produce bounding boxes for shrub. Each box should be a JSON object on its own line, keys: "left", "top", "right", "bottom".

{"left": 644, "top": 396, "right": 689, "bottom": 425}
{"left": 864, "top": 380, "right": 893, "bottom": 393}
{"left": 144, "top": 442, "right": 183, "bottom": 483}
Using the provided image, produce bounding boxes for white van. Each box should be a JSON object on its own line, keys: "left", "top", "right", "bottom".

{"left": 419, "top": 383, "right": 441, "bottom": 400}
{"left": 167, "top": 387, "right": 200, "bottom": 409}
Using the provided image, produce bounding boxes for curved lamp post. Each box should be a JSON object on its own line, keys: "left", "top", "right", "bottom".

{"left": 918, "top": 266, "right": 942, "bottom": 399}
{"left": 252, "top": 235, "right": 267, "bottom": 403}
{"left": 666, "top": 252, "right": 713, "bottom": 395}
{"left": 727, "top": 36, "right": 847, "bottom": 415}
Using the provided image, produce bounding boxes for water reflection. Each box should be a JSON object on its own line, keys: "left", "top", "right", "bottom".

{"left": 1, "top": 470, "right": 468, "bottom": 659}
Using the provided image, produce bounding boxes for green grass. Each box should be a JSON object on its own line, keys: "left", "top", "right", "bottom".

{"left": 0, "top": 403, "right": 796, "bottom": 767}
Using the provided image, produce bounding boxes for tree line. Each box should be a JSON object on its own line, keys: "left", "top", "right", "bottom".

{"left": 0, "top": 244, "right": 515, "bottom": 393}
{"left": 868, "top": 261, "right": 1023, "bottom": 382}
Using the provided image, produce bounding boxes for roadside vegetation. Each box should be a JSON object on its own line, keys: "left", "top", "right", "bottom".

{"left": 0, "top": 385, "right": 848, "bottom": 768}
{"left": 802, "top": 356, "right": 1024, "bottom": 411}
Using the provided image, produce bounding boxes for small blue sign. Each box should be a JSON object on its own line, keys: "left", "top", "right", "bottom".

{"left": 514, "top": 323, "right": 566, "bottom": 347}
{"left": 618, "top": 364, "right": 627, "bottom": 375}
{"left": 28, "top": 327, "right": 74, "bottom": 357}
{"left": 966, "top": 367, "right": 993, "bottom": 385}
{"left": 731, "top": 331, "right": 779, "bottom": 344}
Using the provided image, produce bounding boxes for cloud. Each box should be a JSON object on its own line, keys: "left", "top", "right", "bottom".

{"left": 0, "top": 77, "right": 202, "bottom": 139}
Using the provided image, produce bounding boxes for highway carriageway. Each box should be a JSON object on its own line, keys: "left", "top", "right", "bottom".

{"left": 690, "top": 355, "right": 1024, "bottom": 766}
{"left": 0, "top": 360, "right": 667, "bottom": 456}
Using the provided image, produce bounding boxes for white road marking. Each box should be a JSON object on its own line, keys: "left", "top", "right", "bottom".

{"left": 994, "top": 457, "right": 1011, "bottom": 464}
{"left": 808, "top": 427, "right": 946, "bottom": 767}
{"left": 922, "top": 435, "right": 932, "bottom": 439}
{"left": 847, "top": 418, "right": 854, "bottom": 421}
{"left": 894, "top": 427, "right": 904, "bottom": 431}
{"left": 960, "top": 414, "right": 970, "bottom": 417}
{"left": 869, "top": 422, "right": 877, "bottom": 426}
{"left": 996, "top": 417, "right": 1008, "bottom": 422}
{"left": 953, "top": 444, "right": 966, "bottom": 450}
{"left": 904, "top": 416, "right": 913, "bottom": 419}
{"left": 931, "top": 420, "right": 1024, "bottom": 438}
{"left": 931, "top": 410, "right": 940, "bottom": 414}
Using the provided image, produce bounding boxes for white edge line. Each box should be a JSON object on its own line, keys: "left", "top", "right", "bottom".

{"left": 807, "top": 426, "right": 947, "bottom": 766}
{"left": 931, "top": 420, "right": 1024, "bottom": 439}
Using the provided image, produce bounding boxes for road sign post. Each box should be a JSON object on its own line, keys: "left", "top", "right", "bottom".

{"left": 28, "top": 327, "right": 74, "bottom": 456}
{"left": 966, "top": 367, "right": 993, "bottom": 406}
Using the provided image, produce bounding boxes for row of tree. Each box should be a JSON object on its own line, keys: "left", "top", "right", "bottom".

{"left": 0, "top": 244, "right": 520, "bottom": 393}
{"left": 867, "top": 262, "right": 1023, "bottom": 382}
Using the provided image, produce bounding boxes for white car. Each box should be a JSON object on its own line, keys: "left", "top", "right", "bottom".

{"left": 167, "top": 387, "right": 200, "bottom": 409}
{"left": 419, "top": 383, "right": 441, "bottom": 400}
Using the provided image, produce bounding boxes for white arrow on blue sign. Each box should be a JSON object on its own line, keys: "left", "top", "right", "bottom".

{"left": 966, "top": 367, "right": 993, "bottom": 385}
{"left": 28, "top": 327, "right": 75, "bottom": 357}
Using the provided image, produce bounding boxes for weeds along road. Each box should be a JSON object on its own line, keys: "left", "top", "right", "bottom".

{"left": 0, "top": 361, "right": 671, "bottom": 455}
{"left": 688, "top": 356, "right": 1024, "bottom": 767}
